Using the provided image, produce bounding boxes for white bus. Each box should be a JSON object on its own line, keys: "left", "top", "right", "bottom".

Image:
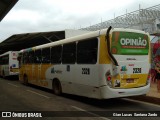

{"left": 0, "top": 51, "right": 19, "bottom": 77}
{"left": 18, "top": 27, "right": 151, "bottom": 99}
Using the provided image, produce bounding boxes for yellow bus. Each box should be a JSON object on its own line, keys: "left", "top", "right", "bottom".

{"left": 18, "top": 27, "right": 151, "bottom": 99}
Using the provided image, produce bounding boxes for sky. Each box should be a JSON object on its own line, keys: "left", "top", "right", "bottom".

{"left": 0, "top": 0, "right": 160, "bottom": 42}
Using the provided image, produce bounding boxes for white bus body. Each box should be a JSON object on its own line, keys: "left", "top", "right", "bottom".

{"left": 19, "top": 27, "right": 151, "bottom": 99}
{"left": 0, "top": 51, "right": 19, "bottom": 77}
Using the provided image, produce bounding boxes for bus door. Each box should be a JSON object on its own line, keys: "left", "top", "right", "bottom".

{"left": 62, "top": 43, "right": 76, "bottom": 93}
{"left": 18, "top": 53, "right": 24, "bottom": 81}
{"left": 33, "top": 50, "right": 42, "bottom": 85}
{"left": 32, "top": 64, "right": 36, "bottom": 82}
{"left": 110, "top": 31, "right": 150, "bottom": 89}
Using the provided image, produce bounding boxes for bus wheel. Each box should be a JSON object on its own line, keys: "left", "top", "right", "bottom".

{"left": 23, "top": 75, "right": 28, "bottom": 85}
{"left": 53, "top": 79, "right": 62, "bottom": 95}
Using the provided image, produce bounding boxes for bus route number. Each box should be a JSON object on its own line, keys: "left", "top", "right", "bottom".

{"left": 82, "top": 68, "right": 90, "bottom": 75}
{"left": 133, "top": 68, "right": 141, "bottom": 73}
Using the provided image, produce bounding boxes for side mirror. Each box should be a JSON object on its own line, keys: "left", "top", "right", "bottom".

{"left": 17, "top": 56, "right": 21, "bottom": 61}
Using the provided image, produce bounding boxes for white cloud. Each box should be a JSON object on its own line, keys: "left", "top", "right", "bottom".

{"left": 5, "top": 10, "right": 43, "bottom": 24}
{"left": 0, "top": 0, "right": 159, "bottom": 41}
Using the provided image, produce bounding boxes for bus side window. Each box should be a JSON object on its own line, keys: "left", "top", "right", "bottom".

{"left": 28, "top": 51, "right": 34, "bottom": 64}
{"left": 34, "top": 50, "right": 42, "bottom": 64}
{"left": 42, "top": 48, "right": 51, "bottom": 63}
{"left": 62, "top": 43, "right": 76, "bottom": 64}
{"left": 23, "top": 52, "right": 29, "bottom": 64}
{"left": 77, "top": 38, "right": 98, "bottom": 64}
{"left": 51, "top": 46, "right": 62, "bottom": 64}
{"left": 3, "top": 55, "right": 9, "bottom": 65}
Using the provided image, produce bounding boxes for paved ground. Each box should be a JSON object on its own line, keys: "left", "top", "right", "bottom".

{"left": 147, "top": 82, "right": 160, "bottom": 98}
{"left": 130, "top": 82, "right": 160, "bottom": 105}
{"left": 0, "top": 78, "right": 160, "bottom": 120}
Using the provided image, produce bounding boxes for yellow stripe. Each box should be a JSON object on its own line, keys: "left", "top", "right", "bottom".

{"left": 11, "top": 68, "right": 19, "bottom": 72}
{"left": 19, "top": 64, "right": 52, "bottom": 87}
{"left": 99, "top": 35, "right": 111, "bottom": 64}
{"left": 112, "top": 74, "right": 148, "bottom": 88}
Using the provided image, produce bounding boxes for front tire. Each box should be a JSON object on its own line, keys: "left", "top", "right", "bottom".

{"left": 53, "top": 79, "right": 62, "bottom": 95}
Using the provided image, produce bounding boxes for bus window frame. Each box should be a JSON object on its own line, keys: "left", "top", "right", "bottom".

{"left": 77, "top": 37, "right": 98, "bottom": 64}
{"left": 51, "top": 45, "right": 62, "bottom": 64}
{"left": 62, "top": 42, "right": 76, "bottom": 64}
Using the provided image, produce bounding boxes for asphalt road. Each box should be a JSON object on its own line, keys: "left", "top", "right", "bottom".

{"left": 0, "top": 77, "right": 160, "bottom": 120}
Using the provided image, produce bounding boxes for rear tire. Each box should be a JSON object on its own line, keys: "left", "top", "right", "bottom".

{"left": 53, "top": 79, "right": 62, "bottom": 95}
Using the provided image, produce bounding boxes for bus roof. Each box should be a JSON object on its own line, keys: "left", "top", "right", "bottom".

{"left": 20, "top": 28, "right": 149, "bottom": 53}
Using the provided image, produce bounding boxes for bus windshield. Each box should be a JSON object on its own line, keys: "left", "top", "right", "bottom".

{"left": 111, "top": 31, "right": 149, "bottom": 55}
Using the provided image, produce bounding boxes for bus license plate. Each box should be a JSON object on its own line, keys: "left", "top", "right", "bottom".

{"left": 126, "top": 79, "right": 134, "bottom": 83}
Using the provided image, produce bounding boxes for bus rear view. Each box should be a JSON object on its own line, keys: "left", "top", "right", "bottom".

{"left": 100, "top": 28, "right": 150, "bottom": 99}
{"left": 18, "top": 27, "right": 150, "bottom": 99}
{"left": 0, "top": 51, "right": 19, "bottom": 77}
